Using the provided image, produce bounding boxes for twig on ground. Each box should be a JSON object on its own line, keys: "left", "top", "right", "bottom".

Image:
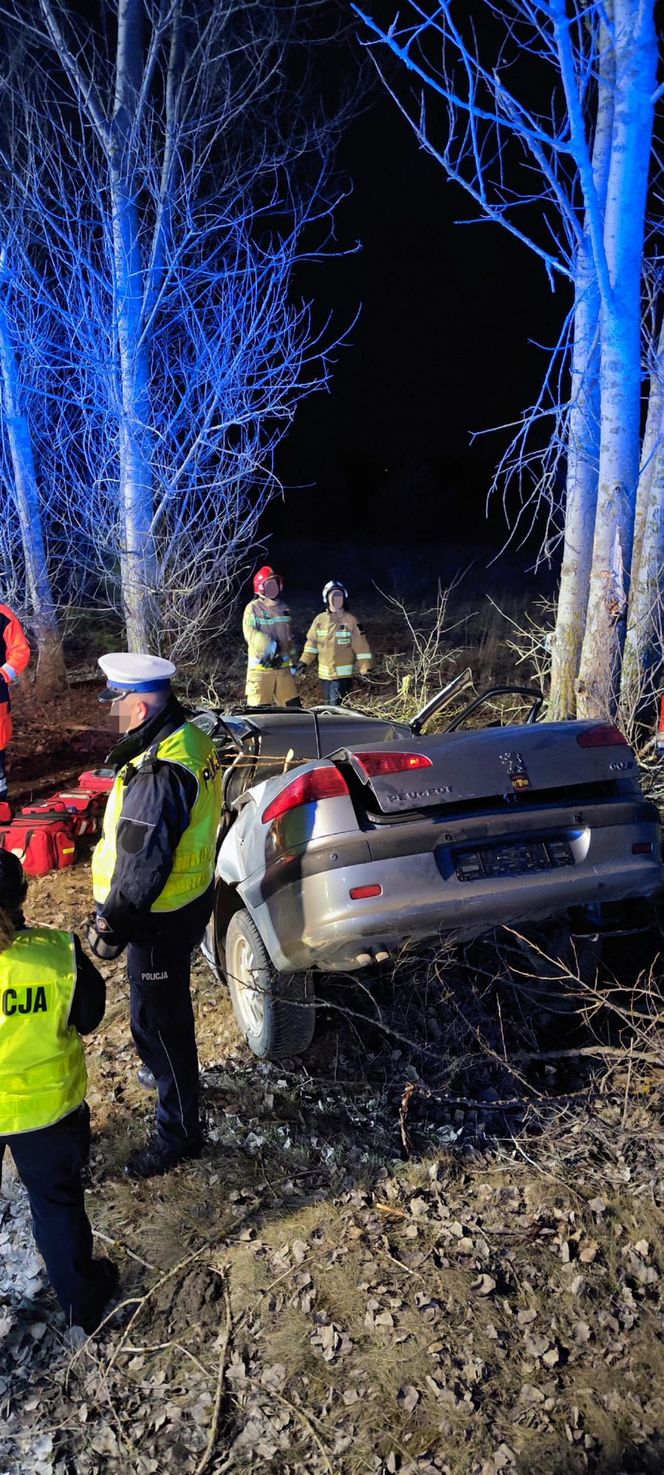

{"left": 93, "top": 1228, "right": 160, "bottom": 1273}
{"left": 104, "top": 1248, "right": 206, "bottom": 1375}
{"left": 622, "top": 1041, "right": 635, "bottom": 1130}
{"left": 378, "top": 1245, "right": 426, "bottom": 1282}
{"left": 513, "top": 1045, "right": 661, "bottom": 1065}
{"left": 265, "top": 1387, "right": 334, "bottom": 1474}
{"left": 194, "top": 1269, "right": 233, "bottom": 1475}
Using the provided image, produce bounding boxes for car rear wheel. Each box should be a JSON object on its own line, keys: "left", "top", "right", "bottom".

{"left": 225, "top": 909, "right": 315, "bottom": 1059}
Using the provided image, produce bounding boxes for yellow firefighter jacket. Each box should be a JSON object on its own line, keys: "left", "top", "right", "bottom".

{"left": 0, "top": 927, "right": 87, "bottom": 1135}
{"left": 242, "top": 598, "right": 296, "bottom": 672}
{"left": 300, "top": 611, "right": 372, "bottom": 681}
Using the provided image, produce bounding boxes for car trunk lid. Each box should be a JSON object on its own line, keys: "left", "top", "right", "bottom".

{"left": 338, "top": 722, "right": 637, "bottom": 816}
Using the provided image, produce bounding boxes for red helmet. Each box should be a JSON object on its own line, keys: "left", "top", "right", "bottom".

{"left": 253, "top": 565, "right": 283, "bottom": 596}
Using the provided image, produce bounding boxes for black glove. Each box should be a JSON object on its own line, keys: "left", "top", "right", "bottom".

{"left": 86, "top": 914, "right": 126, "bottom": 960}
{"left": 295, "top": 663, "right": 308, "bottom": 678}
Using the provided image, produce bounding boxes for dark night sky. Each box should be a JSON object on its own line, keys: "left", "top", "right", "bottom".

{"left": 272, "top": 78, "right": 570, "bottom": 574}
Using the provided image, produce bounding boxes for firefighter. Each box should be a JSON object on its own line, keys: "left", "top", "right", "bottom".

{"left": 0, "top": 850, "right": 117, "bottom": 1333}
{"left": 298, "top": 580, "right": 372, "bottom": 705}
{"left": 242, "top": 566, "right": 300, "bottom": 708}
{"left": 0, "top": 602, "right": 31, "bottom": 804}
{"left": 87, "top": 652, "right": 223, "bottom": 1179}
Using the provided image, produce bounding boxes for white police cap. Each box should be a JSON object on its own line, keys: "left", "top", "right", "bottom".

{"left": 98, "top": 652, "right": 176, "bottom": 701}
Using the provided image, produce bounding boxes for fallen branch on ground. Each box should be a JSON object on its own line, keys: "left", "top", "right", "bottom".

{"left": 194, "top": 1268, "right": 233, "bottom": 1475}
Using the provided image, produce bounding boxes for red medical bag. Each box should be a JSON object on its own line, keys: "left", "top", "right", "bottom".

{"left": 22, "top": 788, "right": 106, "bottom": 837}
{"left": 0, "top": 815, "right": 77, "bottom": 876}
{"left": 78, "top": 768, "right": 115, "bottom": 794}
{"left": 20, "top": 799, "right": 69, "bottom": 818}
{"left": 48, "top": 789, "right": 107, "bottom": 836}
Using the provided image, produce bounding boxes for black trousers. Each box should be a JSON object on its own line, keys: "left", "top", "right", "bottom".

{"left": 0, "top": 1104, "right": 98, "bottom": 1325}
{"left": 0, "top": 748, "right": 6, "bottom": 796}
{"left": 128, "top": 939, "right": 201, "bottom": 1149}
{"left": 321, "top": 678, "right": 352, "bottom": 706}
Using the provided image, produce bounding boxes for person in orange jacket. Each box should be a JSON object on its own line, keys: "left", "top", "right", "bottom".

{"left": 0, "top": 604, "right": 30, "bottom": 802}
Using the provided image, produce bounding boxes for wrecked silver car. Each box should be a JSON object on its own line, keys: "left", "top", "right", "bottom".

{"left": 198, "top": 673, "right": 663, "bottom": 1058}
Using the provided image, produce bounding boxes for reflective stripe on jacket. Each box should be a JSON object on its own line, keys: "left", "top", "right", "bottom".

{"left": 0, "top": 927, "right": 86, "bottom": 1135}
{"left": 242, "top": 598, "right": 296, "bottom": 672}
{"left": 92, "top": 723, "right": 223, "bottom": 913}
{"left": 300, "top": 611, "right": 372, "bottom": 681}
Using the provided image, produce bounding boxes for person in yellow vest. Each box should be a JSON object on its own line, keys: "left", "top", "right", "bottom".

{"left": 0, "top": 850, "right": 117, "bottom": 1333}
{"left": 87, "top": 653, "right": 223, "bottom": 1180}
{"left": 298, "top": 580, "right": 373, "bottom": 705}
{"left": 242, "top": 565, "right": 301, "bottom": 707}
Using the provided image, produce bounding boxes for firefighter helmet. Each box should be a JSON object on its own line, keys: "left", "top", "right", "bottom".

{"left": 253, "top": 565, "right": 283, "bottom": 597}
{"left": 322, "top": 579, "right": 348, "bottom": 606}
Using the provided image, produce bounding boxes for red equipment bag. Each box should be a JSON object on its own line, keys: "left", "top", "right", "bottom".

{"left": 22, "top": 788, "right": 107, "bottom": 838}
{"left": 78, "top": 768, "right": 115, "bottom": 794}
{"left": 0, "top": 802, "right": 12, "bottom": 824}
{"left": 21, "top": 798, "right": 69, "bottom": 817}
{"left": 0, "top": 815, "right": 76, "bottom": 876}
{"left": 47, "top": 788, "right": 107, "bottom": 837}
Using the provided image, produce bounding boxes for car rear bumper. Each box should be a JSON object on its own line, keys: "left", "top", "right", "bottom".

{"left": 239, "top": 800, "right": 663, "bottom": 970}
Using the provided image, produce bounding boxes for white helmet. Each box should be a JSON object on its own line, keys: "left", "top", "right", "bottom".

{"left": 322, "top": 579, "right": 348, "bottom": 606}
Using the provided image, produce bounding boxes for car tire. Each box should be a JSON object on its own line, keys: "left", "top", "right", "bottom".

{"left": 225, "top": 909, "right": 316, "bottom": 1059}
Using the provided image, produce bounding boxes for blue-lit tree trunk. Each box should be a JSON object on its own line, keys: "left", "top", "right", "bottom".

{"left": 0, "top": 258, "right": 65, "bottom": 692}
{"left": 620, "top": 315, "right": 664, "bottom": 713}
{"left": 547, "top": 256, "right": 600, "bottom": 721}
{"left": 109, "top": 0, "right": 158, "bottom": 648}
{"left": 37, "top": 0, "right": 159, "bottom": 648}
{"left": 575, "top": 0, "right": 657, "bottom": 717}
{"left": 548, "top": 12, "right": 614, "bottom": 720}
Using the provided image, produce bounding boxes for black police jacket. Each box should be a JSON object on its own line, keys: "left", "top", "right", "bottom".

{"left": 96, "top": 697, "right": 214, "bottom": 949}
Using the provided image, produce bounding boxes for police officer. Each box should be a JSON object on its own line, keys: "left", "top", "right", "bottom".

{"left": 87, "top": 653, "right": 223, "bottom": 1179}
{"left": 0, "top": 850, "right": 116, "bottom": 1333}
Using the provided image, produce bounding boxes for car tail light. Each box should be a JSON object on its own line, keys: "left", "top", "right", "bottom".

{"left": 353, "top": 751, "right": 433, "bottom": 777}
{"left": 576, "top": 725, "right": 628, "bottom": 748}
{"left": 262, "top": 765, "right": 349, "bottom": 824}
{"left": 632, "top": 841, "right": 653, "bottom": 855}
{"left": 349, "top": 883, "right": 383, "bottom": 899}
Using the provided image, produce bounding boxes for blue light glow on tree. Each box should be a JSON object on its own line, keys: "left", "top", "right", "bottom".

{"left": 354, "top": 0, "right": 662, "bottom": 721}
{"left": 1, "top": 0, "right": 347, "bottom": 657}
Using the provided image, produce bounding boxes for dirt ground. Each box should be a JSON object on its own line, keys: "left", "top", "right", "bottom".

{"left": 1, "top": 638, "right": 664, "bottom": 1475}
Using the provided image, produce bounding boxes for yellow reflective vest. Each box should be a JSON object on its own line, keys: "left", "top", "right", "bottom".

{"left": 0, "top": 927, "right": 86, "bottom": 1135}
{"left": 300, "top": 611, "right": 372, "bottom": 681}
{"left": 92, "top": 722, "right": 223, "bottom": 914}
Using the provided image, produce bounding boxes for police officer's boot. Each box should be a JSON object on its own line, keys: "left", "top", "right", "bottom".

{"left": 137, "top": 1064, "right": 157, "bottom": 1090}
{"left": 124, "top": 1133, "right": 204, "bottom": 1179}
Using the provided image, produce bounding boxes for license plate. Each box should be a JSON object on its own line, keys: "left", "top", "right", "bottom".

{"left": 453, "top": 836, "right": 574, "bottom": 882}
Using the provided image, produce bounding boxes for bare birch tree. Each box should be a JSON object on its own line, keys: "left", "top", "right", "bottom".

{"left": 619, "top": 275, "right": 664, "bottom": 717}
{"left": 354, "top": 0, "right": 661, "bottom": 719}
{"left": 0, "top": 75, "right": 66, "bottom": 693}
{"left": 4, "top": 0, "right": 347, "bottom": 655}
